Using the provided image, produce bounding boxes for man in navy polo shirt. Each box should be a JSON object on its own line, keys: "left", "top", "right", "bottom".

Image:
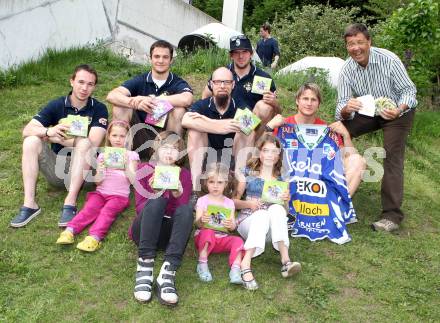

{"left": 202, "top": 35, "right": 279, "bottom": 143}
{"left": 107, "top": 40, "right": 193, "bottom": 158}
{"left": 256, "top": 23, "right": 280, "bottom": 70}
{"left": 11, "top": 64, "right": 108, "bottom": 228}
{"left": 183, "top": 67, "right": 250, "bottom": 190}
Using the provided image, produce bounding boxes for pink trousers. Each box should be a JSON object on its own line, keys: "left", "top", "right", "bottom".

{"left": 67, "top": 191, "right": 130, "bottom": 240}
{"left": 194, "top": 229, "right": 244, "bottom": 267}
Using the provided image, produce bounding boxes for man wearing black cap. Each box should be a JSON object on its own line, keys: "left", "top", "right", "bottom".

{"left": 202, "top": 35, "right": 280, "bottom": 140}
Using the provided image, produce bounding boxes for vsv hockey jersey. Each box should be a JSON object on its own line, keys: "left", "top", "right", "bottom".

{"left": 277, "top": 124, "right": 357, "bottom": 244}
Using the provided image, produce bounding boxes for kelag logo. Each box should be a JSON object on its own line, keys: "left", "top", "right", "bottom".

{"left": 295, "top": 177, "right": 327, "bottom": 197}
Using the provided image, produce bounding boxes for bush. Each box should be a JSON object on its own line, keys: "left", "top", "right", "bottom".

{"left": 374, "top": 0, "right": 440, "bottom": 102}
{"left": 269, "top": 5, "right": 363, "bottom": 67}
{"left": 171, "top": 47, "right": 230, "bottom": 76}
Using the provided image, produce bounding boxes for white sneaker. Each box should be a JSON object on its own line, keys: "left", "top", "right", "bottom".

{"left": 372, "top": 219, "right": 399, "bottom": 232}
{"left": 134, "top": 258, "right": 154, "bottom": 303}
{"left": 156, "top": 261, "right": 178, "bottom": 306}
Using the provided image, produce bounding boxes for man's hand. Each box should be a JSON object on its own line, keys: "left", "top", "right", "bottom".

{"left": 132, "top": 96, "right": 158, "bottom": 114}
{"left": 220, "top": 119, "right": 241, "bottom": 134}
{"left": 379, "top": 107, "right": 401, "bottom": 120}
{"left": 341, "top": 98, "right": 362, "bottom": 118}
{"left": 329, "top": 121, "right": 350, "bottom": 140}
{"left": 270, "top": 62, "right": 277, "bottom": 69}
{"left": 262, "top": 91, "right": 277, "bottom": 106}
{"left": 47, "top": 123, "right": 70, "bottom": 140}
{"left": 267, "top": 114, "right": 284, "bottom": 130}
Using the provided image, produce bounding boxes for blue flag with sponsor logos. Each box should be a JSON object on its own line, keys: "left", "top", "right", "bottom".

{"left": 277, "top": 124, "right": 357, "bottom": 244}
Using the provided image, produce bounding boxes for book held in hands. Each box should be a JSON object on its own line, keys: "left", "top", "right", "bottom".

{"left": 152, "top": 166, "right": 181, "bottom": 190}
{"left": 104, "top": 147, "right": 126, "bottom": 169}
{"left": 261, "top": 179, "right": 288, "bottom": 204}
{"left": 204, "top": 205, "right": 233, "bottom": 233}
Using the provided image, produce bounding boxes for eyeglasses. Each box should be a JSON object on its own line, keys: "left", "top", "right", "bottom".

{"left": 211, "top": 80, "right": 234, "bottom": 86}
{"left": 230, "top": 35, "right": 248, "bottom": 42}
{"left": 346, "top": 41, "right": 369, "bottom": 49}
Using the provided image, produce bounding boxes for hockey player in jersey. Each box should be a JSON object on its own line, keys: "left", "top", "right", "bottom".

{"left": 267, "top": 83, "right": 365, "bottom": 197}
{"left": 267, "top": 83, "right": 362, "bottom": 243}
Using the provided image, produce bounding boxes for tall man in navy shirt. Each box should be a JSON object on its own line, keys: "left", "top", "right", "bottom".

{"left": 107, "top": 40, "right": 193, "bottom": 158}
{"left": 256, "top": 23, "right": 280, "bottom": 70}
{"left": 202, "top": 35, "right": 280, "bottom": 143}
{"left": 11, "top": 65, "right": 108, "bottom": 228}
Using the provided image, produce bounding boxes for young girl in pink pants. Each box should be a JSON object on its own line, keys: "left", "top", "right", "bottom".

{"left": 194, "top": 163, "right": 243, "bottom": 284}
{"left": 56, "top": 120, "right": 138, "bottom": 251}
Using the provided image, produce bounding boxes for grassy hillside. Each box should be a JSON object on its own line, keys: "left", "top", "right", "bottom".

{"left": 0, "top": 46, "right": 439, "bottom": 322}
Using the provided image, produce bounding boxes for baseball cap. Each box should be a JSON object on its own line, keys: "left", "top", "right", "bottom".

{"left": 229, "top": 35, "right": 253, "bottom": 53}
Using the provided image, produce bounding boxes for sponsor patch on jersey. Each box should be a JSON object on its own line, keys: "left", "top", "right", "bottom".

{"left": 295, "top": 177, "right": 327, "bottom": 197}
{"left": 323, "top": 143, "right": 336, "bottom": 160}
{"left": 293, "top": 200, "right": 329, "bottom": 216}
{"left": 284, "top": 139, "right": 298, "bottom": 150}
{"left": 99, "top": 118, "right": 107, "bottom": 126}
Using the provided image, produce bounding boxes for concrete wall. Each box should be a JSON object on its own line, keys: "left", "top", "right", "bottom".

{"left": 0, "top": 0, "right": 217, "bottom": 70}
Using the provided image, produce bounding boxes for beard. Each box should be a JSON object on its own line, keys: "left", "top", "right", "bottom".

{"left": 214, "top": 94, "right": 229, "bottom": 108}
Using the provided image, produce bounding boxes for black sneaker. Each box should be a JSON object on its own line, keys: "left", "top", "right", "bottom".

{"left": 10, "top": 206, "right": 41, "bottom": 228}
{"left": 58, "top": 205, "right": 77, "bottom": 227}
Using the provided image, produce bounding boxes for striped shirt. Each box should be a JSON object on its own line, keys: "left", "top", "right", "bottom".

{"left": 336, "top": 47, "right": 417, "bottom": 121}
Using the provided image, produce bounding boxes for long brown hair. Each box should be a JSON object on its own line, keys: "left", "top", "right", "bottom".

{"left": 246, "top": 133, "right": 283, "bottom": 178}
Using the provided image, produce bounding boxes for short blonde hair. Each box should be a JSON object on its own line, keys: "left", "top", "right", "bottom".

{"left": 295, "top": 83, "right": 322, "bottom": 104}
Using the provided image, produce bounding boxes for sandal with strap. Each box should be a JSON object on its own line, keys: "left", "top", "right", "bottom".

{"left": 156, "top": 261, "right": 179, "bottom": 306}
{"left": 241, "top": 268, "right": 259, "bottom": 290}
{"left": 281, "top": 261, "right": 302, "bottom": 278}
{"left": 134, "top": 258, "right": 154, "bottom": 303}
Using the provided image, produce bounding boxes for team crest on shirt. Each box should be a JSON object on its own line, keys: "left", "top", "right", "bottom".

{"left": 99, "top": 118, "right": 107, "bottom": 126}
{"left": 161, "top": 91, "right": 169, "bottom": 96}
{"left": 323, "top": 143, "right": 336, "bottom": 160}
{"left": 244, "top": 82, "right": 252, "bottom": 92}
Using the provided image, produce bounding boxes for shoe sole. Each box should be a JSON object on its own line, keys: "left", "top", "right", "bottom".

{"left": 56, "top": 240, "right": 74, "bottom": 245}
{"left": 282, "top": 263, "right": 302, "bottom": 278}
{"left": 134, "top": 292, "right": 152, "bottom": 303}
{"left": 10, "top": 208, "right": 41, "bottom": 228}
{"left": 155, "top": 285, "right": 178, "bottom": 307}
{"left": 371, "top": 223, "right": 398, "bottom": 232}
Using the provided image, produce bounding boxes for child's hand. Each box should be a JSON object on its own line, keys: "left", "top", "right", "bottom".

{"left": 248, "top": 197, "right": 262, "bottom": 211}
{"left": 171, "top": 180, "right": 183, "bottom": 198}
{"left": 222, "top": 218, "right": 236, "bottom": 231}
{"left": 97, "top": 159, "right": 106, "bottom": 174}
{"left": 148, "top": 175, "right": 160, "bottom": 193}
{"left": 281, "top": 190, "right": 290, "bottom": 202}
{"left": 201, "top": 211, "right": 210, "bottom": 224}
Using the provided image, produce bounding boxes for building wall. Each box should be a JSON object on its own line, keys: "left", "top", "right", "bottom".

{"left": 0, "top": 0, "right": 217, "bottom": 69}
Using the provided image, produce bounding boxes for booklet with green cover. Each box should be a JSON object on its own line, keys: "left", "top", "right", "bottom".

{"left": 261, "top": 179, "right": 288, "bottom": 204}
{"left": 104, "top": 147, "right": 126, "bottom": 169}
{"left": 152, "top": 166, "right": 181, "bottom": 190}
{"left": 204, "top": 205, "right": 233, "bottom": 233}
{"left": 66, "top": 115, "right": 89, "bottom": 137}
{"left": 251, "top": 75, "right": 272, "bottom": 94}
{"left": 234, "top": 108, "right": 261, "bottom": 135}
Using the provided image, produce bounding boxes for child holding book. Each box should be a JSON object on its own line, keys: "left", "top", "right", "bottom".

{"left": 194, "top": 163, "right": 244, "bottom": 284}
{"left": 233, "top": 134, "right": 301, "bottom": 290}
{"left": 56, "top": 120, "right": 138, "bottom": 251}
{"left": 129, "top": 131, "right": 192, "bottom": 306}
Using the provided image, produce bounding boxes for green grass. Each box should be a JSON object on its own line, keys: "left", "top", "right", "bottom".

{"left": 0, "top": 46, "right": 439, "bottom": 322}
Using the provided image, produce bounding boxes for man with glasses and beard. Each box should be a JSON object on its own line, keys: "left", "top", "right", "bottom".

{"left": 182, "top": 67, "right": 251, "bottom": 191}
{"left": 202, "top": 35, "right": 280, "bottom": 142}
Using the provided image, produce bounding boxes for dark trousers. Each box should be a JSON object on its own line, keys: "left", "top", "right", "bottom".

{"left": 131, "top": 197, "right": 193, "bottom": 270}
{"left": 343, "top": 110, "right": 415, "bottom": 224}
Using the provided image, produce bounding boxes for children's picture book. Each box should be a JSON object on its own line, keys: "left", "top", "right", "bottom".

{"left": 261, "top": 179, "right": 288, "bottom": 204}
{"left": 104, "top": 147, "right": 126, "bottom": 169}
{"left": 251, "top": 75, "right": 272, "bottom": 94}
{"left": 204, "top": 205, "right": 233, "bottom": 233}
{"left": 145, "top": 100, "right": 173, "bottom": 127}
{"left": 234, "top": 108, "right": 261, "bottom": 135}
{"left": 65, "top": 115, "right": 89, "bottom": 137}
{"left": 152, "top": 166, "right": 181, "bottom": 190}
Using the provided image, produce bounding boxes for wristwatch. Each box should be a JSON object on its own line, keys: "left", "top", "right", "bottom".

{"left": 264, "top": 125, "right": 274, "bottom": 132}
